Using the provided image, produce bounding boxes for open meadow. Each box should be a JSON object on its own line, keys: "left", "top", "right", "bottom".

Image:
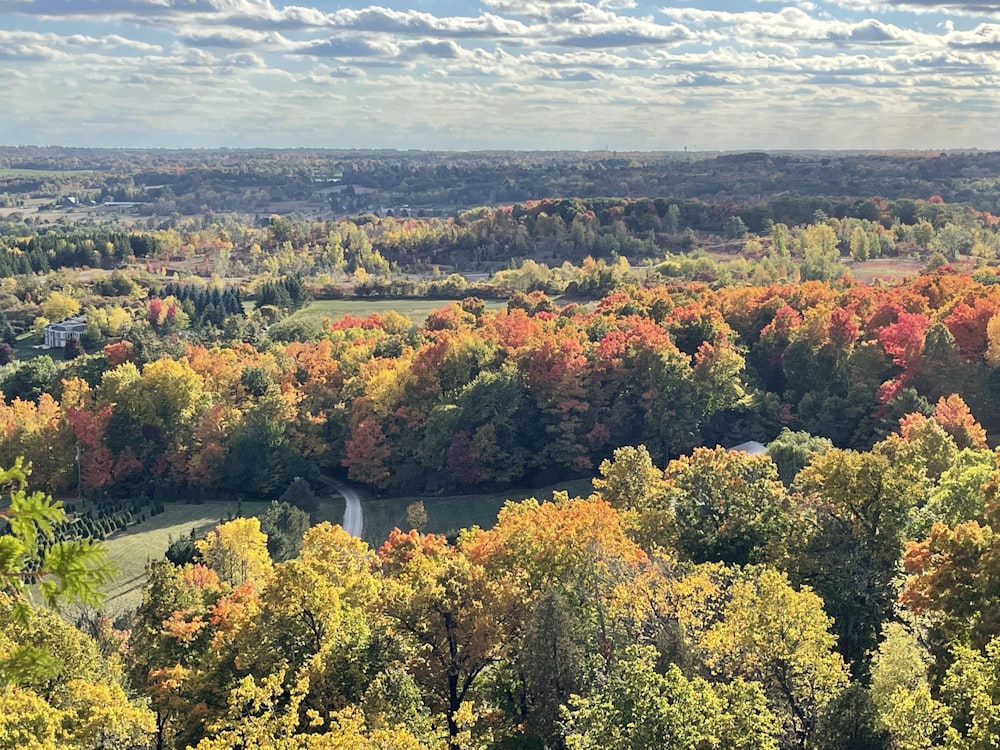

{"left": 361, "top": 477, "right": 596, "bottom": 547}
{"left": 99, "top": 493, "right": 345, "bottom": 614}
{"left": 289, "top": 297, "right": 508, "bottom": 326}
{"left": 95, "top": 479, "right": 600, "bottom": 612}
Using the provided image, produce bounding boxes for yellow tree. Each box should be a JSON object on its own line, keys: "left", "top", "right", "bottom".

{"left": 379, "top": 528, "right": 521, "bottom": 747}
{"left": 41, "top": 290, "right": 80, "bottom": 322}
{"left": 698, "top": 568, "right": 848, "bottom": 748}
{"left": 196, "top": 517, "right": 273, "bottom": 587}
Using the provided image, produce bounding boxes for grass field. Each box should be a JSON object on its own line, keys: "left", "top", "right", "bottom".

{"left": 0, "top": 168, "right": 93, "bottom": 177}
{"left": 289, "top": 298, "right": 508, "bottom": 326}
{"left": 361, "top": 477, "right": 596, "bottom": 547}
{"left": 94, "top": 475, "right": 595, "bottom": 612}
{"left": 99, "top": 494, "right": 345, "bottom": 614}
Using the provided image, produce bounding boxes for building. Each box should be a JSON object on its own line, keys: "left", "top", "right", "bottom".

{"left": 43, "top": 316, "right": 87, "bottom": 349}
{"left": 728, "top": 440, "right": 767, "bottom": 455}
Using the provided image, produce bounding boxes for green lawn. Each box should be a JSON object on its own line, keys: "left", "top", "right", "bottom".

{"left": 99, "top": 493, "right": 345, "bottom": 615}
{"left": 362, "top": 478, "right": 596, "bottom": 547}
{"left": 14, "top": 332, "right": 49, "bottom": 361}
{"left": 289, "top": 297, "right": 507, "bottom": 326}
{"left": 96, "top": 477, "right": 593, "bottom": 613}
{"left": 0, "top": 168, "right": 93, "bottom": 177}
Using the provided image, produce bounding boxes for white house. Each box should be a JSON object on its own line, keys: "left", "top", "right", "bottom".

{"left": 43, "top": 316, "right": 87, "bottom": 349}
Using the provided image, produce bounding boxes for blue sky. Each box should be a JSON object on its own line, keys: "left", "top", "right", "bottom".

{"left": 1, "top": 0, "right": 999, "bottom": 151}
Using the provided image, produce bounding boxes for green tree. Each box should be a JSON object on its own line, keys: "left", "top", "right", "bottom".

{"left": 592, "top": 444, "right": 666, "bottom": 512}
{"left": 565, "top": 644, "right": 780, "bottom": 750}
{"left": 870, "top": 623, "right": 949, "bottom": 750}
{"left": 667, "top": 446, "right": 788, "bottom": 565}
{"left": 699, "top": 568, "right": 848, "bottom": 749}
{"left": 257, "top": 500, "right": 310, "bottom": 563}
{"left": 766, "top": 428, "right": 832, "bottom": 485}
{"left": 790, "top": 448, "right": 923, "bottom": 669}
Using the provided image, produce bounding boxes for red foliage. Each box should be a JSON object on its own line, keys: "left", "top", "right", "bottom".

{"left": 104, "top": 340, "right": 134, "bottom": 367}
{"left": 828, "top": 307, "right": 859, "bottom": 349}
{"left": 877, "top": 312, "right": 930, "bottom": 369}
{"left": 944, "top": 299, "right": 997, "bottom": 360}
{"left": 447, "top": 430, "right": 490, "bottom": 486}
{"left": 342, "top": 417, "right": 390, "bottom": 487}
{"left": 65, "top": 406, "right": 115, "bottom": 492}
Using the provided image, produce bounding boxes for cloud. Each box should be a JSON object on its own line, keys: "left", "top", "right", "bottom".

{"left": 557, "top": 25, "right": 694, "bottom": 47}
{"left": 539, "top": 68, "right": 601, "bottom": 80}
{"left": 658, "top": 6, "right": 916, "bottom": 46}
{"left": 177, "top": 27, "right": 289, "bottom": 49}
{"left": 293, "top": 35, "right": 398, "bottom": 59}
{"left": 405, "top": 40, "right": 463, "bottom": 59}
{"left": 3, "top": 0, "right": 1000, "bottom": 150}
{"left": 826, "top": 0, "right": 1000, "bottom": 14}
{"left": 947, "top": 23, "right": 1000, "bottom": 48}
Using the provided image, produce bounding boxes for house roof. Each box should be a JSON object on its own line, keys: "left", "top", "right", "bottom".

{"left": 728, "top": 440, "right": 768, "bottom": 455}
{"left": 46, "top": 315, "right": 87, "bottom": 332}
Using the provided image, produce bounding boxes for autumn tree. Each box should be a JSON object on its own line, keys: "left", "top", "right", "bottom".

{"left": 379, "top": 529, "right": 520, "bottom": 747}
{"left": 698, "top": 568, "right": 848, "bottom": 748}
{"left": 564, "top": 644, "right": 780, "bottom": 750}
{"left": 666, "top": 446, "right": 789, "bottom": 565}
{"left": 791, "top": 447, "right": 924, "bottom": 669}
{"left": 195, "top": 517, "right": 272, "bottom": 586}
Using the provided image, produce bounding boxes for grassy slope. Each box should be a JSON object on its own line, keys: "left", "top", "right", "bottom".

{"left": 288, "top": 298, "right": 507, "bottom": 326}
{"left": 99, "top": 495, "right": 345, "bottom": 615}
{"left": 361, "top": 477, "right": 596, "bottom": 548}
{"left": 97, "top": 476, "right": 596, "bottom": 612}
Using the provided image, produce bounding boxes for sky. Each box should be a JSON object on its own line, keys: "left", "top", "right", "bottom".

{"left": 1, "top": 0, "right": 999, "bottom": 151}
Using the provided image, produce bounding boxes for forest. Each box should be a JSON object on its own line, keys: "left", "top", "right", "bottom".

{"left": 3, "top": 148, "right": 1000, "bottom": 749}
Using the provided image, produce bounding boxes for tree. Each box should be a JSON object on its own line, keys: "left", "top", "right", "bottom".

{"left": 564, "top": 644, "right": 780, "bottom": 750}
{"left": 666, "top": 446, "right": 789, "bottom": 565}
{"left": 0, "top": 596, "right": 155, "bottom": 749}
{"left": 2, "top": 356, "right": 60, "bottom": 403}
{"left": 766, "top": 428, "right": 832, "bottom": 485}
{"left": 257, "top": 501, "right": 310, "bottom": 563}
{"left": 927, "top": 447, "right": 995, "bottom": 527}
{"left": 41, "top": 290, "right": 80, "bottom": 323}
{"left": 63, "top": 335, "right": 84, "bottom": 360}
{"left": 791, "top": 447, "right": 924, "bottom": 669}
{"left": 592, "top": 444, "right": 666, "bottom": 512}
{"left": 699, "top": 568, "right": 848, "bottom": 749}
{"left": 196, "top": 517, "right": 272, "bottom": 586}
{"left": 941, "top": 637, "right": 1000, "bottom": 749}
{"left": 379, "top": 529, "right": 520, "bottom": 747}
{"left": 470, "top": 495, "right": 651, "bottom": 743}
{"left": 405, "top": 500, "right": 428, "bottom": 532}
{"left": 343, "top": 418, "right": 391, "bottom": 491}
{"left": 278, "top": 476, "right": 319, "bottom": 518}
{"left": 592, "top": 443, "right": 672, "bottom": 547}
{"left": 869, "top": 623, "right": 949, "bottom": 750}
{"left": 933, "top": 394, "right": 988, "bottom": 451}
{"left": 724, "top": 215, "right": 749, "bottom": 240}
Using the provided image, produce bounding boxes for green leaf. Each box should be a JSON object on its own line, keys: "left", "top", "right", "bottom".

{"left": 0, "top": 644, "right": 60, "bottom": 687}
{"left": 0, "top": 535, "right": 24, "bottom": 575}
{"left": 7, "top": 489, "right": 65, "bottom": 553}
{"left": 41, "top": 539, "right": 117, "bottom": 609}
